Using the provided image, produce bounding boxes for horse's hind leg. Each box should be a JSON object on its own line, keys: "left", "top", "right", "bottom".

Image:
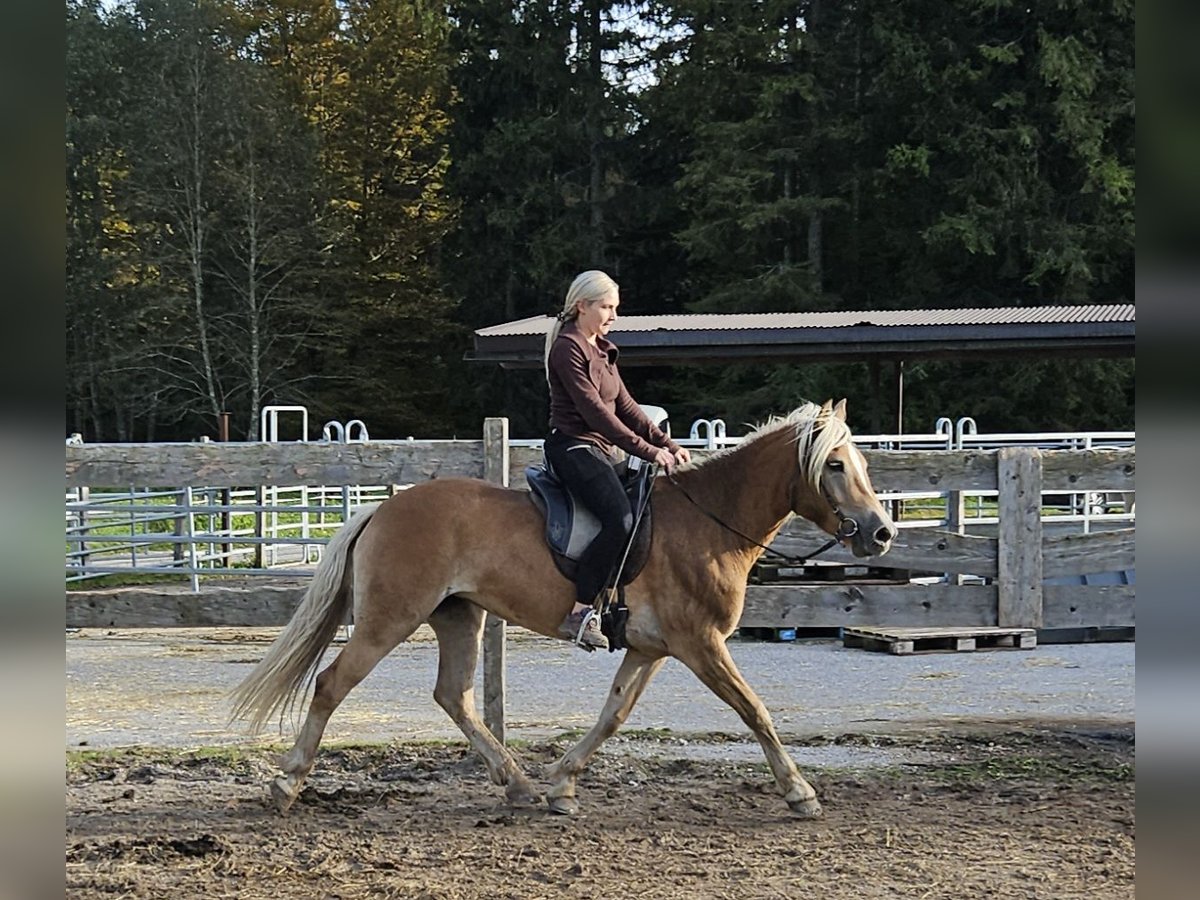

{"left": 675, "top": 636, "right": 822, "bottom": 819}
{"left": 545, "top": 649, "right": 666, "bottom": 816}
{"left": 272, "top": 615, "right": 421, "bottom": 813}
{"left": 427, "top": 598, "right": 541, "bottom": 807}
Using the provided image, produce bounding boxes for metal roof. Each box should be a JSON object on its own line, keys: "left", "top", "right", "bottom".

{"left": 468, "top": 304, "right": 1135, "bottom": 368}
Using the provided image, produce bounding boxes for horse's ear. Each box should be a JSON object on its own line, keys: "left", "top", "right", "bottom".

{"left": 833, "top": 399, "right": 847, "bottom": 422}
{"left": 820, "top": 399, "right": 833, "bottom": 417}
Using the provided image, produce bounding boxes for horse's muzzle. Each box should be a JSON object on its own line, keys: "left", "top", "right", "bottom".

{"left": 848, "top": 519, "right": 896, "bottom": 558}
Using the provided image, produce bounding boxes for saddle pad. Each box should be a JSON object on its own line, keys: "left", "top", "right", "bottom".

{"left": 525, "top": 464, "right": 599, "bottom": 561}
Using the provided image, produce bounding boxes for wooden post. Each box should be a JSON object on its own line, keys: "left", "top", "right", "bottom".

{"left": 482, "top": 417, "right": 509, "bottom": 744}
{"left": 997, "top": 447, "right": 1043, "bottom": 628}
{"left": 218, "top": 413, "right": 232, "bottom": 563}
{"left": 946, "top": 486, "right": 965, "bottom": 586}
{"left": 253, "top": 486, "right": 265, "bottom": 569}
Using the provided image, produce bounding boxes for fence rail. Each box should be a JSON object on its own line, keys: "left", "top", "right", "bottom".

{"left": 66, "top": 424, "right": 1134, "bottom": 634}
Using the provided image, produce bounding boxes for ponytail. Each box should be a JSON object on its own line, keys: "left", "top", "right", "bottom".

{"left": 543, "top": 313, "right": 567, "bottom": 384}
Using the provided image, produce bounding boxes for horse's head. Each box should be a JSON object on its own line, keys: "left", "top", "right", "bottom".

{"left": 794, "top": 399, "right": 896, "bottom": 558}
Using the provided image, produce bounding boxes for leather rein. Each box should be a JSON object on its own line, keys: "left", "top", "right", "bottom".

{"left": 666, "top": 469, "right": 859, "bottom": 567}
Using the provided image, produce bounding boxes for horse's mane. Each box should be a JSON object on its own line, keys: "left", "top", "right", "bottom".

{"left": 685, "top": 401, "right": 852, "bottom": 488}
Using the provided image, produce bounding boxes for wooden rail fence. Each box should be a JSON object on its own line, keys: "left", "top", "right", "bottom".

{"left": 66, "top": 419, "right": 1134, "bottom": 738}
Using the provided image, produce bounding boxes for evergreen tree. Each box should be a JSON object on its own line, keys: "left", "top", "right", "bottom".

{"left": 306, "top": 0, "right": 461, "bottom": 437}
{"left": 444, "top": 0, "right": 654, "bottom": 434}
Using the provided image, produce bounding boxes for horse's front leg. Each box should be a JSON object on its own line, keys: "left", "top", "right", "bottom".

{"left": 545, "top": 649, "right": 666, "bottom": 815}
{"left": 676, "top": 636, "right": 822, "bottom": 819}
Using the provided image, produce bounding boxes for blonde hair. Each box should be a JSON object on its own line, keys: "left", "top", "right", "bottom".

{"left": 543, "top": 270, "right": 619, "bottom": 382}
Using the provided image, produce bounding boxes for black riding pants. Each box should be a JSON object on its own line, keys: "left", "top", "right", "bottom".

{"left": 543, "top": 432, "right": 634, "bottom": 605}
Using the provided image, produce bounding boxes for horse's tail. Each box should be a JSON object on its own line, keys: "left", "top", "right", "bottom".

{"left": 229, "top": 504, "right": 378, "bottom": 734}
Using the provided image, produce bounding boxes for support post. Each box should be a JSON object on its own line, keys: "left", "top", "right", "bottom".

{"left": 946, "top": 487, "right": 965, "bottom": 587}
{"left": 997, "top": 447, "right": 1043, "bottom": 627}
{"left": 482, "top": 417, "right": 509, "bottom": 743}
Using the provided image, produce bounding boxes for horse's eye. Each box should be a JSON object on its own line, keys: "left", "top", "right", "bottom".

{"left": 827, "top": 460, "right": 844, "bottom": 472}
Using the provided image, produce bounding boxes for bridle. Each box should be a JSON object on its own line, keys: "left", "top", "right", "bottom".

{"left": 667, "top": 469, "right": 858, "bottom": 567}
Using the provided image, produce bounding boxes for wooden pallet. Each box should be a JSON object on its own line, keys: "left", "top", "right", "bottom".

{"left": 842, "top": 626, "right": 1037, "bottom": 655}
{"left": 749, "top": 561, "right": 911, "bottom": 584}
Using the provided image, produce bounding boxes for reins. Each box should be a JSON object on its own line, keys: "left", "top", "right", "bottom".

{"left": 667, "top": 470, "right": 858, "bottom": 567}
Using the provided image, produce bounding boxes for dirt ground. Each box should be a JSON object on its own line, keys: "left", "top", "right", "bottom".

{"left": 66, "top": 725, "right": 1134, "bottom": 899}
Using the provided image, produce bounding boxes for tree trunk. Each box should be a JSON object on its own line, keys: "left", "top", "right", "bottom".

{"left": 586, "top": 0, "right": 605, "bottom": 265}
{"left": 806, "top": 0, "right": 824, "bottom": 292}
{"left": 188, "top": 41, "right": 221, "bottom": 429}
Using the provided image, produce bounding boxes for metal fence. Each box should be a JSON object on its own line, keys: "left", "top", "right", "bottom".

{"left": 65, "top": 483, "right": 400, "bottom": 589}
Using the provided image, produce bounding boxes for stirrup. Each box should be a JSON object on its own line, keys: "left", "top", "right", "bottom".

{"left": 574, "top": 608, "right": 600, "bottom": 649}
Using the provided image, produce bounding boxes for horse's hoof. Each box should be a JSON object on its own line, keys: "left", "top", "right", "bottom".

{"left": 548, "top": 796, "right": 578, "bottom": 816}
{"left": 788, "top": 797, "right": 823, "bottom": 819}
{"left": 270, "top": 777, "right": 299, "bottom": 814}
{"left": 507, "top": 786, "right": 543, "bottom": 808}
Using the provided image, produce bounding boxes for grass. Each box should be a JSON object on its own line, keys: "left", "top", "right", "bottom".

{"left": 924, "top": 753, "right": 1134, "bottom": 786}
{"left": 67, "top": 572, "right": 194, "bottom": 591}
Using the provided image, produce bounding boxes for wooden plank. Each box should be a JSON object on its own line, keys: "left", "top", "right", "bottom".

{"left": 66, "top": 585, "right": 307, "bottom": 628}
{"left": 508, "top": 445, "right": 543, "bottom": 487}
{"left": 852, "top": 450, "right": 1000, "bottom": 493}
{"left": 739, "top": 583, "right": 998, "bottom": 629}
{"left": 65, "top": 582, "right": 1133, "bottom": 632}
{"left": 1042, "top": 528, "right": 1135, "bottom": 579}
{"left": 771, "top": 521, "right": 998, "bottom": 577}
{"left": 1041, "top": 448, "right": 1135, "bottom": 492}
{"left": 997, "top": 448, "right": 1043, "bottom": 628}
{"left": 66, "top": 440, "right": 486, "bottom": 489}
{"left": 511, "top": 447, "right": 1006, "bottom": 493}
{"left": 66, "top": 443, "right": 1134, "bottom": 496}
{"left": 482, "top": 418, "right": 509, "bottom": 744}
{"left": 947, "top": 483, "right": 966, "bottom": 587}
{"left": 1042, "top": 585, "right": 1135, "bottom": 629}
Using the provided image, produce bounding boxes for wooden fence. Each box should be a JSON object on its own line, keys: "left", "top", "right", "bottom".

{"left": 66, "top": 421, "right": 1133, "bottom": 737}
{"left": 65, "top": 420, "right": 1135, "bottom": 634}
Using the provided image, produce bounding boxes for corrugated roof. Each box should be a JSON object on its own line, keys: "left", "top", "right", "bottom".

{"left": 469, "top": 304, "right": 1134, "bottom": 368}
{"left": 475, "top": 305, "right": 1135, "bottom": 337}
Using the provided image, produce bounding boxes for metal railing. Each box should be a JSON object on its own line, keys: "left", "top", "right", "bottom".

{"left": 65, "top": 484, "right": 401, "bottom": 590}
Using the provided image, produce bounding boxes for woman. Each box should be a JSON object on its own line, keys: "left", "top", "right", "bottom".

{"left": 543, "top": 270, "right": 692, "bottom": 650}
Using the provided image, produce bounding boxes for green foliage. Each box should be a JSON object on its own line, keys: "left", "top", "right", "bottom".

{"left": 66, "top": 0, "right": 1134, "bottom": 440}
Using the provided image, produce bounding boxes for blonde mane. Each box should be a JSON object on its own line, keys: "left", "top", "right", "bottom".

{"left": 687, "top": 401, "right": 852, "bottom": 488}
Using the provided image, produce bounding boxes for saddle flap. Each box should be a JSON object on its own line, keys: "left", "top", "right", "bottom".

{"left": 526, "top": 460, "right": 655, "bottom": 590}
{"left": 525, "top": 465, "right": 599, "bottom": 561}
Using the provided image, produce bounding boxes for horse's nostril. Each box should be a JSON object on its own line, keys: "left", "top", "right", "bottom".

{"left": 875, "top": 525, "right": 895, "bottom": 545}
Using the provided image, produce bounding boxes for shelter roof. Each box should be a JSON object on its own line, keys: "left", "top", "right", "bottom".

{"left": 468, "top": 304, "right": 1135, "bottom": 368}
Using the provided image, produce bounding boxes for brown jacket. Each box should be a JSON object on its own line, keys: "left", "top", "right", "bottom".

{"left": 548, "top": 322, "right": 680, "bottom": 462}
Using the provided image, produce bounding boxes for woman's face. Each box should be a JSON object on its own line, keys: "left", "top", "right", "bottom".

{"left": 575, "top": 291, "right": 620, "bottom": 341}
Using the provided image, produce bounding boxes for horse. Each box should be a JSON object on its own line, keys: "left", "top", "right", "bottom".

{"left": 230, "top": 399, "right": 897, "bottom": 819}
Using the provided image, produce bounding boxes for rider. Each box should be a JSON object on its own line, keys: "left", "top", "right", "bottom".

{"left": 543, "top": 270, "right": 691, "bottom": 650}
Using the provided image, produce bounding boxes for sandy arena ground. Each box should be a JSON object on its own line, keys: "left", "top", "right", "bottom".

{"left": 66, "top": 627, "right": 1135, "bottom": 898}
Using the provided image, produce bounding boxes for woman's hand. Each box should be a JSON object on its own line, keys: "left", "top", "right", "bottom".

{"left": 652, "top": 446, "right": 690, "bottom": 470}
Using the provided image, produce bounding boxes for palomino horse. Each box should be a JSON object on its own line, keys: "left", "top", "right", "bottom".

{"left": 231, "top": 399, "right": 896, "bottom": 818}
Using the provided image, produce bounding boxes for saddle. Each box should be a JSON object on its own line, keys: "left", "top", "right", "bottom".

{"left": 525, "top": 457, "right": 655, "bottom": 586}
